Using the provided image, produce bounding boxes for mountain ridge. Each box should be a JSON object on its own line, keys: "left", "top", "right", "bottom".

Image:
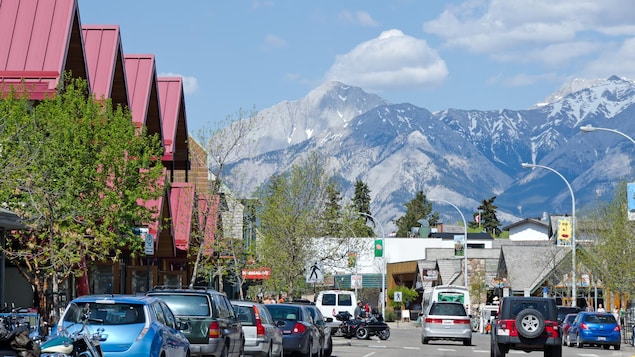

{"left": 223, "top": 76, "right": 635, "bottom": 233}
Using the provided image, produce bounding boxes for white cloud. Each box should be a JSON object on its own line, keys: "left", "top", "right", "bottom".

{"left": 158, "top": 73, "right": 199, "bottom": 95}
{"left": 263, "top": 34, "right": 288, "bottom": 50}
{"left": 339, "top": 10, "right": 379, "bottom": 27}
{"left": 324, "top": 29, "right": 448, "bottom": 91}
{"left": 423, "top": 0, "right": 635, "bottom": 56}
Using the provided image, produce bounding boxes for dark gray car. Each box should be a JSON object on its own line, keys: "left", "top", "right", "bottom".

{"left": 147, "top": 286, "right": 244, "bottom": 357}
{"left": 265, "top": 304, "right": 322, "bottom": 357}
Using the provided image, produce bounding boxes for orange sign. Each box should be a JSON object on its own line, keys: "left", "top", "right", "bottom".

{"left": 242, "top": 268, "right": 271, "bottom": 280}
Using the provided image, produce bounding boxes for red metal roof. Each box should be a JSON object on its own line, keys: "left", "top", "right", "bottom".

{"left": 0, "top": 0, "right": 88, "bottom": 98}
{"left": 197, "top": 194, "right": 219, "bottom": 255}
{"left": 82, "top": 25, "right": 129, "bottom": 108}
{"left": 124, "top": 54, "right": 164, "bottom": 150}
{"left": 158, "top": 77, "right": 182, "bottom": 161}
{"left": 170, "top": 182, "right": 195, "bottom": 251}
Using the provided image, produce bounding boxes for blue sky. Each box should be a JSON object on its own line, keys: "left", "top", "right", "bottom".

{"left": 77, "top": 0, "right": 635, "bottom": 134}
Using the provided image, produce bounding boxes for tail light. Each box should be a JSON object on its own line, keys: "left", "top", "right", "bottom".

{"left": 454, "top": 319, "right": 471, "bottom": 324}
{"left": 208, "top": 321, "right": 221, "bottom": 338}
{"left": 253, "top": 306, "right": 265, "bottom": 337}
{"left": 292, "top": 323, "right": 306, "bottom": 334}
{"left": 579, "top": 323, "right": 588, "bottom": 330}
{"left": 614, "top": 325, "right": 621, "bottom": 332}
{"left": 425, "top": 318, "right": 443, "bottom": 324}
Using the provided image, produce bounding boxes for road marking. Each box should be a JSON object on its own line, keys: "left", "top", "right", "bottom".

{"left": 403, "top": 346, "right": 420, "bottom": 350}
{"left": 438, "top": 348, "right": 457, "bottom": 352}
{"left": 361, "top": 353, "right": 376, "bottom": 357}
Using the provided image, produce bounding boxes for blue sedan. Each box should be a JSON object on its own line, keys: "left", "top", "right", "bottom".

{"left": 565, "top": 312, "right": 620, "bottom": 350}
{"left": 54, "top": 295, "right": 190, "bottom": 357}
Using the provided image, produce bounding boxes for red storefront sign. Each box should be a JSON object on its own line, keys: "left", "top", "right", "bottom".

{"left": 242, "top": 268, "right": 271, "bottom": 280}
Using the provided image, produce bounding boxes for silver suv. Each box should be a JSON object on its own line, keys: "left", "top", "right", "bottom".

{"left": 147, "top": 286, "right": 244, "bottom": 357}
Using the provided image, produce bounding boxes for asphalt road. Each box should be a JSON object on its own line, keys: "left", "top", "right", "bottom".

{"left": 330, "top": 321, "right": 635, "bottom": 357}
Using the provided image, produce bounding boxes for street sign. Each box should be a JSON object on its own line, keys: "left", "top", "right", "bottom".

{"left": 144, "top": 232, "right": 154, "bottom": 255}
{"left": 306, "top": 261, "right": 324, "bottom": 283}
{"left": 351, "top": 274, "right": 362, "bottom": 289}
{"left": 394, "top": 291, "right": 402, "bottom": 303}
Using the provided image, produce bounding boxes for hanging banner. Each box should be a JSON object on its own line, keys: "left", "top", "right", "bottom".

{"left": 557, "top": 217, "right": 572, "bottom": 247}
{"left": 628, "top": 182, "right": 635, "bottom": 221}
{"left": 454, "top": 235, "right": 464, "bottom": 256}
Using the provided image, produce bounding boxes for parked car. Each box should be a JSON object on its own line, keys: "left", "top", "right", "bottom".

{"left": 565, "top": 312, "right": 620, "bottom": 350}
{"left": 55, "top": 294, "right": 190, "bottom": 357}
{"left": 561, "top": 313, "right": 578, "bottom": 345}
{"left": 265, "top": 304, "right": 322, "bottom": 357}
{"left": 491, "top": 296, "right": 561, "bottom": 357}
{"left": 147, "top": 286, "right": 244, "bottom": 357}
{"left": 420, "top": 301, "right": 471, "bottom": 346}
{"left": 557, "top": 305, "right": 582, "bottom": 324}
{"left": 231, "top": 300, "right": 283, "bottom": 357}
{"left": 297, "top": 303, "right": 332, "bottom": 357}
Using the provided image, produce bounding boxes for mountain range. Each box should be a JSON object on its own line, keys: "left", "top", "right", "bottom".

{"left": 222, "top": 76, "right": 635, "bottom": 234}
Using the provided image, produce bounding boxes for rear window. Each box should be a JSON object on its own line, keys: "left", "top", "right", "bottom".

{"left": 234, "top": 305, "right": 255, "bottom": 325}
{"left": 584, "top": 314, "right": 616, "bottom": 324}
{"left": 64, "top": 302, "right": 145, "bottom": 325}
{"left": 266, "top": 305, "right": 301, "bottom": 321}
{"left": 152, "top": 294, "right": 210, "bottom": 316}
{"left": 320, "top": 293, "right": 353, "bottom": 307}
{"left": 510, "top": 300, "right": 551, "bottom": 319}
{"left": 429, "top": 303, "right": 466, "bottom": 316}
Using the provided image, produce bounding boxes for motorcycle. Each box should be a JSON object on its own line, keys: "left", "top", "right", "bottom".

{"left": 334, "top": 311, "right": 390, "bottom": 340}
{"left": 0, "top": 305, "right": 41, "bottom": 357}
{"left": 40, "top": 303, "right": 104, "bottom": 357}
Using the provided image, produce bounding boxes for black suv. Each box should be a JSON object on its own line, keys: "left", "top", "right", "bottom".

{"left": 147, "top": 286, "right": 244, "bottom": 357}
{"left": 491, "top": 296, "right": 561, "bottom": 357}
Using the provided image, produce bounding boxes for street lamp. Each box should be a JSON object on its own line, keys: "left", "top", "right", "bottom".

{"left": 579, "top": 125, "right": 635, "bottom": 145}
{"left": 521, "top": 163, "right": 577, "bottom": 307}
{"left": 359, "top": 212, "right": 385, "bottom": 318}
{"left": 432, "top": 199, "right": 468, "bottom": 288}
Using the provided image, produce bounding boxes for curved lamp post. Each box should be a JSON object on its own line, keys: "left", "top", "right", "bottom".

{"left": 432, "top": 199, "right": 468, "bottom": 288}
{"left": 359, "top": 212, "right": 385, "bottom": 318}
{"left": 579, "top": 125, "right": 635, "bottom": 145}
{"left": 521, "top": 163, "right": 576, "bottom": 307}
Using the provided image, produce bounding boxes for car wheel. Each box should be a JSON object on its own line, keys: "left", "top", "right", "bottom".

{"left": 355, "top": 327, "right": 369, "bottom": 340}
{"left": 564, "top": 334, "right": 571, "bottom": 347}
{"left": 378, "top": 329, "right": 390, "bottom": 340}
{"left": 515, "top": 309, "right": 545, "bottom": 338}
{"left": 266, "top": 345, "right": 272, "bottom": 357}
{"left": 615, "top": 343, "right": 621, "bottom": 350}
{"left": 422, "top": 337, "right": 429, "bottom": 344}
{"left": 576, "top": 334, "right": 583, "bottom": 348}
{"left": 463, "top": 338, "right": 471, "bottom": 346}
{"left": 490, "top": 339, "right": 505, "bottom": 357}
{"left": 303, "top": 341, "right": 312, "bottom": 357}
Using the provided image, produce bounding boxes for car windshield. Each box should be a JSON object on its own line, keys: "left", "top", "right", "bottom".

{"left": 64, "top": 302, "right": 145, "bottom": 325}
{"left": 152, "top": 294, "right": 210, "bottom": 316}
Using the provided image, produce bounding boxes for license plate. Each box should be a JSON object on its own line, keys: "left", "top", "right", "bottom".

{"left": 597, "top": 336, "right": 606, "bottom": 341}
{"left": 442, "top": 320, "right": 453, "bottom": 325}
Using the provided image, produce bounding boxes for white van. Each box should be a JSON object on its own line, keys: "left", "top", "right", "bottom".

{"left": 315, "top": 290, "right": 357, "bottom": 333}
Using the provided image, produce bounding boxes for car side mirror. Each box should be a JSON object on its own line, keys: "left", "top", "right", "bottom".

{"left": 324, "top": 317, "right": 333, "bottom": 323}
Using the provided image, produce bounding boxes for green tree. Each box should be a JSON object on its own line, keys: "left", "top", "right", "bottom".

{"left": 387, "top": 285, "right": 418, "bottom": 309}
{"left": 320, "top": 183, "right": 343, "bottom": 237}
{"left": 579, "top": 182, "right": 635, "bottom": 299}
{"left": 395, "top": 191, "right": 439, "bottom": 237}
{"left": 352, "top": 180, "right": 375, "bottom": 237}
{"left": 191, "top": 108, "right": 259, "bottom": 291}
{"left": 256, "top": 151, "right": 335, "bottom": 297}
{"left": 470, "top": 196, "right": 502, "bottom": 236}
{"left": 0, "top": 77, "right": 164, "bottom": 322}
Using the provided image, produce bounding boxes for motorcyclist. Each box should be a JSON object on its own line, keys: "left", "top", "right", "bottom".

{"left": 354, "top": 300, "right": 366, "bottom": 320}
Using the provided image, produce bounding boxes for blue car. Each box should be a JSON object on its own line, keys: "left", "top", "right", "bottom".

{"left": 55, "top": 295, "right": 190, "bottom": 357}
{"left": 565, "top": 312, "right": 620, "bottom": 350}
